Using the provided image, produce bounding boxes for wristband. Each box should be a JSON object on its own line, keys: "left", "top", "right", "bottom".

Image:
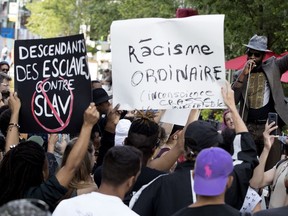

{"left": 8, "top": 123, "right": 20, "bottom": 130}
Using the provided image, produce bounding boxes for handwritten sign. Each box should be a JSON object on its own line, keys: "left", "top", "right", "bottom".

{"left": 14, "top": 34, "right": 91, "bottom": 133}
{"left": 111, "top": 15, "right": 226, "bottom": 110}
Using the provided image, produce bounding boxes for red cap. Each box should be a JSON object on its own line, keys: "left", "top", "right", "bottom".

{"left": 176, "top": 8, "right": 198, "bottom": 18}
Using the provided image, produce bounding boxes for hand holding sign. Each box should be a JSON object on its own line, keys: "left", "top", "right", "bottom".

{"left": 14, "top": 34, "right": 91, "bottom": 134}
{"left": 83, "top": 103, "right": 99, "bottom": 128}
{"left": 105, "top": 104, "right": 122, "bottom": 133}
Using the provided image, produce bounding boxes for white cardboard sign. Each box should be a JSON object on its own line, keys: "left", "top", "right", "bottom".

{"left": 111, "top": 15, "right": 226, "bottom": 110}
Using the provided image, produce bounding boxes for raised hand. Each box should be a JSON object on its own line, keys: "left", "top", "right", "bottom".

{"left": 83, "top": 102, "right": 99, "bottom": 127}
{"left": 263, "top": 121, "right": 277, "bottom": 149}
{"left": 221, "top": 80, "right": 236, "bottom": 110}
{"left": 8, "top": 92, "right": 21, "bottom": 114}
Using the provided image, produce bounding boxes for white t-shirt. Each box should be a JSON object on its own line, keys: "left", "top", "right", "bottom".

{"left": 53, "top": 192, "right": 139, "bottom": 216}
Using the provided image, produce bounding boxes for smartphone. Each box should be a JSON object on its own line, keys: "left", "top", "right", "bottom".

{"left": 268, "top": 112, "right": 278, "bottom": 136}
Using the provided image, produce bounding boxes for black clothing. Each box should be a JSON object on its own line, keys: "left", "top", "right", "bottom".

{"left": 46, "top": 152, "right": 58, "bottom": 177}
{"left": 94, "top": 165, "right": 165, "bottom": 205}
{"left": 172, "top": 204, "right": 240, "bottom": 216}
{"left": 131, "top": 132, "right": 258, "bottom": 216}
{"left": 253, "top": 206, "right": 288, "bottom": 216}
{"left": 24, "top": 175, "right": 67, "bottom": 212}
{"left": 95, "top": 130, "right": 115, "bottom": 168}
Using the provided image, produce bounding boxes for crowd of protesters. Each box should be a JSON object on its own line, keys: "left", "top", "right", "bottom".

{"left": 0, "top": 34, "right": 288, "bottom": 216}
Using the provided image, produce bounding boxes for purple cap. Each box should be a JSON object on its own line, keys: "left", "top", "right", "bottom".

{"left": 194, "top": 147, "right": 233, "bottom": 196}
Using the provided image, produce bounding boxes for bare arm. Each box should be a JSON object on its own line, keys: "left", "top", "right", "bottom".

{"left": 148, "top": 109, "right": 200, "bottom": 171}
{"left": 249, "top": 122, "right": 277, "bottom": 189}
{"left": 222, "top": 80, "right": 247, "bottom": 133}
{"left": 47, "top": 134, "right": 58, "bottom": 153}
{"left": 56, "top": 103, "right": 99, "bottom": 188}
{"left": 5, "top": 92, "right": 21, "bottom": 152}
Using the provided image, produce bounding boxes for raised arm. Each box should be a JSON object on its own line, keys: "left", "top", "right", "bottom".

{"left": 222, "top": 80, "right": 259, "bottom": 209}
{"left": 249, "top": 122, "right": 277, "bottom": 189}
{"left": 95, "top": 104, "right": 121, "bottom": 167}
{"left": 222, "top": 80, "right": 247, "bottom": 133}
{"left": 5, "top": 92, "right": 21, "bottom": 152}
{"left": 148, "top": 109, "right": 200, "bottom": 171}
{"left": 56, "top": 103, "right": 99, "bottom": 187}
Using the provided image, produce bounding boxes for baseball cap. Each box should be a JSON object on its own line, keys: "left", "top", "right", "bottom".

{"left": 28, "top": 135, "right": 44, "bottom": 147}
{"left": 184, "top": 120, "right": 223, "bottom": 151}
{"left": 115, "top": 119, "right": 131, "bottom": 146}
{"left": 194, "top": 147, "right": 233, "bottom": 196}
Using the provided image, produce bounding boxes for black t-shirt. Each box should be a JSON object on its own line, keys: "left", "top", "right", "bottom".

{"left": 172, "top": 204, "right": 240, "bottom": 216}
{"left": 24, "top": 175, "right": 67, "bottom": 212}
{"left": 253, "top": 206, "right": 288, "bottom": 216}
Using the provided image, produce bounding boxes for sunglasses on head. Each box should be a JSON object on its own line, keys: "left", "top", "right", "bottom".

{"left": 247, "top": 50, "right": 262, "bottom": 58}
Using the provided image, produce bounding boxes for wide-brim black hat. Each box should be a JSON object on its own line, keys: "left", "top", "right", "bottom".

{"left": 92, "top": 88, "right": 112, "bottom": 105}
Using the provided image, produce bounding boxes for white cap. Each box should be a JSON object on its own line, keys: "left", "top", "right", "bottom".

{"left": 115, "top": 119, "right": 131, "bottom": 146}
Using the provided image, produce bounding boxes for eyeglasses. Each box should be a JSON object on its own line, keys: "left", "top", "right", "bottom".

{"left": 1, "top": 68, "right": 9, "bottom": 72}
{"left": 247, "top": 51, "right": 262, "bottom": 58}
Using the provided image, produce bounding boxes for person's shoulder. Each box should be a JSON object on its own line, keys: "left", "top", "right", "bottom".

{"left": 276, "top": 158, "right": 288, "bottom": 169}
{"left": 254, "top": 206, "right": 288, "bottom": 216}
{"left": 171, "top": 207, "right": 191, "bottom": 216}
{"left": 141, "top": 166, "right": 166, "bottom": 178}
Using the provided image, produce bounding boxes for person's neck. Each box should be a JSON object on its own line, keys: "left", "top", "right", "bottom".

{"left": 98, "top": 183, "right": 125, "bottom": 200}
{"left": 189, "top": 195, "right": 225, "bottom": 208}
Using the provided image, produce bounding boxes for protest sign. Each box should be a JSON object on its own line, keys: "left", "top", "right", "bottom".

{"left": 111, "top": 15, "right": 226, "bottom": 110}
{"left": 14, "top": 34, "right": 91, "bottom": 133}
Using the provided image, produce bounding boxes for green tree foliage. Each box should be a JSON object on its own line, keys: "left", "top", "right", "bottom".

{"left": 82, "top": 0, "right": 122, "bottom": 41}
{"left": 26, "top": 0, "right": 179, "bottom": 40}
{"left": 26, "top": 0, "right": 85, "bottom": 38}
{"left": 85, "top": 0, "right": 179, "bottom": 40}
{"left": 118, "top": 0, "right": 178, "bottom": 19}
{"left": 26, "top": 0, "right": 288, "bottom": 54}
{"left": 185, "top": 0, "right": 288, "bottom": 58}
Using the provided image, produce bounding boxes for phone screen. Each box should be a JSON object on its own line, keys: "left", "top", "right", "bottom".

{"left": 268, "top": 112, "right": 278, "bottom": 136}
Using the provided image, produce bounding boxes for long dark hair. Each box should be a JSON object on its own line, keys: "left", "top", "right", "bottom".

{"left": 0, "top": 141, "right": 46, "bottom": 206}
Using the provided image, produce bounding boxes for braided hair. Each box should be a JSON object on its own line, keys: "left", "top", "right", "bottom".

{"left": 125, "top": 110, "right": 160, "bottom": 165}
{"left": 0, "top": 141, "right": 46, "bottom": 206}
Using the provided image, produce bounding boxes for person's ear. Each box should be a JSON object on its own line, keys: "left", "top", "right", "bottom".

{"left": 226, "top": 176, "right": 234, "bottom": 189}
{"left": 127, "top": 175, "right": 137, "bottom": 189}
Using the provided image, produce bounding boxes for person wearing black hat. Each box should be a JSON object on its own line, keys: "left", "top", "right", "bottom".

{"left": 92, "top": 88, "right": 126, "bottom": 168}
{"left": 0, "top": 61, "right": 10, "bottom": 74}
{"left": 91, "top": 87, "right": 115, "bottom": 140}
{"left": 232, "top": 34, "right": 288, "bottom": 170}
{"left": 130, "top": 81, "right": 258, "bottom": 216}
{"left": 92, "top": 88, "right": 112, "bottom": 115}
